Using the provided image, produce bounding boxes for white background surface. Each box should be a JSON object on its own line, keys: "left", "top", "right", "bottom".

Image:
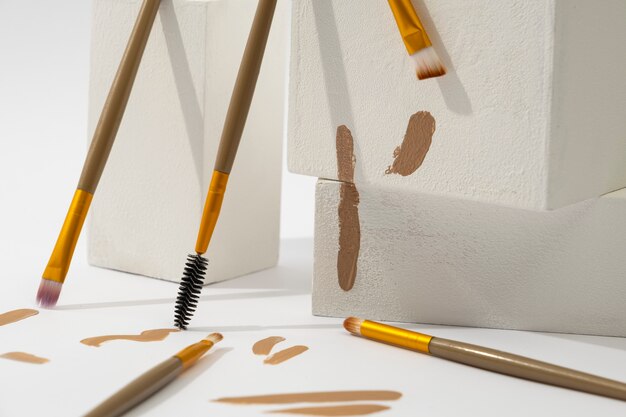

{"left": 1, "top": 2, "right": 626, "bottom": 417}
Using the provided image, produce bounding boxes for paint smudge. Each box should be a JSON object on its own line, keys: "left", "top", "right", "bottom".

{"left": 214, "top": 390, "right": 402, "bottom": 404}
{"left": 80, "top": 329, "right": 178, "bottom": 347}
{"left": 253, "top": 336, "right": 286, "bottom": 355}
{"left": 336, "top": 125, "right": 360, "bottom": 292}
{"left": 269, "top": 404, "right": 390, "bottom": 416}
{"left": 264, "top": 345, "right": 309, "bottom": 365}
{"left": 1, "top": 352, "right": 49, "bottom": 364}
{"left": 0, "top": 309, "right": 38, "bottom": 327}
{"left": 385, "top": 111, "right": 435, "bottom": 176}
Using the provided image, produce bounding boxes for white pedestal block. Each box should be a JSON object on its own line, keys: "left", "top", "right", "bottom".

{"left": 314, "top": 179, "right": 626, "bottom": 336}
{"left": 289, "top": 0, "right": 626, "bottom": 210}
{"left": 87, "top": 0, "right": 287, "bottom": 283}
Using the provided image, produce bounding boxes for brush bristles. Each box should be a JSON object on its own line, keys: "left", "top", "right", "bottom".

{"left": 174, "top": 254, "right": 208, "bottom": 330}
{"left": 411, "top": 46, "right": 446, "bottom": 80}
{"left": 36, "top": 279, "right": 62, "bottom": 307}
{"left": 343, "top": 317, "right": 364, "bottom": 335}
{"left": 205, "top": 333, "right": 223, "bottom": 344}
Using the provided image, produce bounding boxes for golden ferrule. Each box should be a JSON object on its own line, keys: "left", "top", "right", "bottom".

{"left": 195, "top": 171, "right": 229, "bottom": 254}
{"left": 387, "top": 0, "right": 432, "bottom": 55}
{"left": 42, "top": 189, "right": 93, "bottom": 283}
{"left": 174, "top": 340, "right": 214, "bottom": 370}
{"left": 360, "top": 320, "right": 432, "bottom": 354}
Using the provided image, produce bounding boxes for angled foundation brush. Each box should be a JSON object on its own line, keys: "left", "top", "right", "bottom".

{"left": 37, "top": 0, "right": 161, "bottom": 307}
{"left": 173, "top": 0, "right": 278, "bottom": 330}
{"left": 344, "top": 317, "right": 626, "bottom": 402}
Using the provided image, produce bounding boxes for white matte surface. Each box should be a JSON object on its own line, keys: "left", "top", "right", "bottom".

{"left": 288, "top": 0, "right": 626, "bottom": 210}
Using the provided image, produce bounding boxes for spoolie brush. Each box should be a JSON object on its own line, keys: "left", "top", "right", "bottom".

{"left": 173, "top": 0, "right": 278, "bottom": 330}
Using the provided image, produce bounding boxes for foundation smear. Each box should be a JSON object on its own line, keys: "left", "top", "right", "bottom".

{"left": 253, "top": 336, "right": 286, "bottom": 355}
{"left": 0, "top": 352, "right": 49, "bottom": 364}
{"left": 80, "top": 329, "right": 178, "bottom": 347}
{"left": 264, "top": 345, "right": 309, "bottom": 365}
{"left": 0, "top": 309, "right": 38, "bottom": 327}
{"left": 215, "top": 390, "right": 402, "bottom": 404}
{"left": 336, "top": 125, "right": 361, "bottom": 292}
{"left": 269, "top": 404, "right": 390, "bottom": 416}
{"left": 385, "top": 111, "right": 435, "bottom": 176}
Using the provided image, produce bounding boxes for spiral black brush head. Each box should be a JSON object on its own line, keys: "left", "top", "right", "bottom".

{"left": 174, "top": 254, "right": 208, "bottom": 330}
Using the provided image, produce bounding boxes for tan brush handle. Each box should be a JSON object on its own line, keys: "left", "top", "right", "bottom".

{"left": 429, "top": 337, "right": 626, "bottom": 402}
{"left": 84, "top": 357, "right": 183, "bottom": 417}
{"left": 213, "top": 0, "right": 277, "bottom": 174}
{"left": 78, "top": 0, "right": 160, "bottom": 193}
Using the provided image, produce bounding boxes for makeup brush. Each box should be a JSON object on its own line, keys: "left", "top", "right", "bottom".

{"left": 344, "top": 317, "right": 626, "bottom": 402}
{"left": 173, "top": 0, "right": 278, "bottom": 330}
{"left": 84, "top": 333, "right": 222, "bottom": 417}
{"left": 37, "top": 0, "right": 161, "bottom": 307}
{"left": 387, "top": 0, "right": 446, "bottom": 80}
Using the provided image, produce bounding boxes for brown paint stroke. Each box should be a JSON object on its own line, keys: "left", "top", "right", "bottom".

{"left": 336, "top": 125, "right": 360, "bottom": 292}
{"left": 269, "top": 404, "right": 390, "bottom": 416}
{"left": 0, "top": 352, "right": 49, "bottom": 364}
{"left": 264, "top": 345, "right": 309, "bottom": 365}
{"left": 385, "top": 111, "right": 435, "bottom": 176}
{"left": 80, "top": 329, "right": 178, "bottom": 347}
{"left": 253, "top": 336, "right": 286, "bottom": 355}
{"left": 214, "top": 390, "right": 402, "bottom": 404}
{"left": 0, "top": 309, "right": 38, "bottom": 327}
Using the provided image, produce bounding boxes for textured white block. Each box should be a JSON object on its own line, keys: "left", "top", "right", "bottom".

{"left": 314, "top": 179, "right": 626, "bottom": 336}
{"left": 87, "top": 0, "right": 288, "bottom": 283}
{"left": 289, "top": 0, "right": 626, "bottom": 210}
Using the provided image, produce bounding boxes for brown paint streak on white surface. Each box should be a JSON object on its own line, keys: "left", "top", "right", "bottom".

{"left": 0, "top": 352, "right": 49, "bottom": 364}
{"left": 0, "top": 309, "right": 38, "bottom": 327}
{"left": 269, "top": 404, "right": 390, "bottom": 416}
{"left": 386, "top": 111, "right": 435, "bottom": 176}
{"left": 80, "top": 329, "right": 178, "bottom": 347}
{"left": 253, "top": 336, "right": 286, "bottom": 355}
{"left": 264, "top": 345, "right": 309, "bottom": 365}
{"left": 214, "top": 390, "right": 402, "bottom": 404}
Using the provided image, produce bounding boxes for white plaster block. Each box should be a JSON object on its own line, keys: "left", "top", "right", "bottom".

{"left": 87, "top": 0, "right": 288, "bottom": 283}
{"left": 289, "top": 0, "right": 626, "bottom": 210}
{"left": 314, "top": 179, "right": 626, "bottom": 336}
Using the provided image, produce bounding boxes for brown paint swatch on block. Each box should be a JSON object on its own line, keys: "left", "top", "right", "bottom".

{"left": 269, "top": 404, "right": 390, "bottom": 416}
{"left": 0, "top": 309, "right": 38, "bottom": 327}
{"left": 214, "top": 390, "right": 402, "bottom": 404}
{"left": 80, "top": 329, "right": 178, "bottom": 347}
{"left": 336, "top": 125, "right": 361, "bottom": 292}
{"left": 386, "top": 111, "right": 435, "bottom": 176}
{"left": 264, "top": 345, "right": 309, "bottom": 365}
{"left": 253, "top": 336, "right": 286, "bottom": 355}
{"left": 0, "top": 352, "right": 49, "bottom": 364}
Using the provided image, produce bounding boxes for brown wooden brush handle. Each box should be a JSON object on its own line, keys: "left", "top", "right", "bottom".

{"left": 429, "top": 337, "right": 626, "bottom": 402}
{"left": 78, "top": 0, "right": 160, "bottom": 193}
{"left": 213, "top": 0, "right": 277, "bottom": 174}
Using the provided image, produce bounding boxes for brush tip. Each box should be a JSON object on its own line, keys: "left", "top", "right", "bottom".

{"left": 205, "top": 333, "right": 223, "bottom": 344}
{"left": 174, "top": 254, "right": 209, "bottom": 330}
{"left": 411, "top": 46, "right": 446, "bottom": 80}
{"left": 343, "top": 317, "right": 364, "bottom": 335}
{"left": 36, "top": 279, "right": 62, "bottom": 307}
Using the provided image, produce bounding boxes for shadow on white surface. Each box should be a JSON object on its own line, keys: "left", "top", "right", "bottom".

{"left": 189, "top": 323, "right": 342, "bottom": 333}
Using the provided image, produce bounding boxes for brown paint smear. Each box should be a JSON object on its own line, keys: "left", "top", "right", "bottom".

{"left": 264, "top": 345, "right": 309, "bottom": 365}
{"left": 336, "top": 125, "right": 361, "bottom": 292}
{"left": 80, "top": 329, "right": 178, "bottom": 347}
{"left": 0, "top": 309, "right": 38, "bottom": 327}
{"left": 269, "top": 404, "right": 390, "bottom": 416}
{"left": 253, "top": 336, "right": 285, "bottom": 355}
{"left": 215, "top": 390, "right": 402, "bottom": 404}
{"left": 0, "top": 352, "right": 49, "bottom": 364}
{"left": 385, "top": 111, "right": 435, "bottom": 176}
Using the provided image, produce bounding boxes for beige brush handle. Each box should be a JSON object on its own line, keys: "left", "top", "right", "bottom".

{"left": 429, "top": 337, "right": 626, "bottom": 402}
{"left": 213, "top": 0, "right": 277, "bottom": 174}
{"left": 78, "top": 0, "right": 160, "bottom": 193}
{"left": 84, "top": 357, "right": 182, "bottom": 417}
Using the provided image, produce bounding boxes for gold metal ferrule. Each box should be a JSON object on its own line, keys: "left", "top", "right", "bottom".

{"left": 174, "top": 339, "right": 215, "bottom": 370}
{"left": 360, "top": 320, "right": 433, "bottom": 354}
{"left": 195, "top": 170, "right": 229, "bottom": 254}
{"left": 387, "top": 0, "right": 432, "bottom": 55}
{"left": 42, "top": 189, "right": 93, "bottom": 283}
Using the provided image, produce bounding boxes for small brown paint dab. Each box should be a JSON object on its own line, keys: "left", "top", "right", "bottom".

{"left": 0, "top": 309, "right": 38, "bottom": 327}
{"left": 269, "top": 404, "right": 390, "bottom": 416}
{"left": 264, "top": 345, "right": 309, "bottom": 365}
{"left": 385, "top": 111, "right": 435, "bottom": 176}
{"left": 336, "top": 125, "right": 361, "bottom": 292}
{"left": 1, "top": 352, "right": 49, "bottom": 364}
{"left": 214, "top": 390, "right": 402, "bottom": 404}
{"left": 253, "top": 336, "right": 286, "bottom": 355}
{"left": 80, "top": 328, "right": 178, "bottom": 347}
